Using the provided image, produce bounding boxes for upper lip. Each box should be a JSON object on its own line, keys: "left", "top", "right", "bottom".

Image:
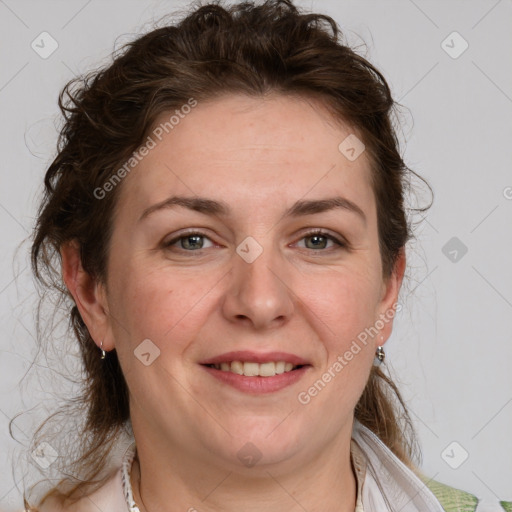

{"left": 199, "top": 351, "right": 310, "bottom": 366}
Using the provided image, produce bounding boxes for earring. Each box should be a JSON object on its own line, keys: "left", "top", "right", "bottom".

{"left": 374, "top": 346, "right": 385, "bottom": 366}
{"left": 374, "top": 335, "right": 385, "bottom": 366}
{"left": 100, "top": 340, "right": 106, "bottom": 360}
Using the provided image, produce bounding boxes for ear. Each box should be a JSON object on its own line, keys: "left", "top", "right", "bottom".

{"left": 376, "top": 247, "right": 406, "bottom": 345}
{"left": 60, "top": 241, "right": 115, "bottom": 352}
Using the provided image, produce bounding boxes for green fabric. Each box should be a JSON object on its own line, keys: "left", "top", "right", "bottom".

{"left": 419, "top": 474, "right": 478, "bottom": 512}
{"left": 418, "top": 474, "right": 512, "bottom": 512}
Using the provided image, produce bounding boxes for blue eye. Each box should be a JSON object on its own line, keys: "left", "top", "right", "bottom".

{"left": 296, "top": 230, "right": 346, "bottom": 251}
{"left": 164, "top": 232, "right": 215, "bottom": 251}
{"left": 163, "top": 229, "right": 346, "bottom": 253}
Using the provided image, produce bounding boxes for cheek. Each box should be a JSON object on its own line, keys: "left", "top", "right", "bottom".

{"left": 305, "top": 266, "right": 382, "bottom": 340}
{"left": 107, "top": 267, "right": 199, "bottom": 397}
{"left": 108, "top": 258, "right": 218, "bottom": 352}
{"left": 298, "top": 270, "right": 379, "bottom": 411}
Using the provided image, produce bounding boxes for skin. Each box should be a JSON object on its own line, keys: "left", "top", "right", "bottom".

{"left": 60, "top": 93, "right": 405, "bottom": 512}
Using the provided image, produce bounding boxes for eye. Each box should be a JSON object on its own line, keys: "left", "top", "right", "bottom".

{"left": 294, "top": 230, "right": 346, "bottom": 251}
{"left": 163, "top": 231, "right": 215, "bottom": 252}
{"left": 162, "top": 229, "right": 346, "bottom": 254}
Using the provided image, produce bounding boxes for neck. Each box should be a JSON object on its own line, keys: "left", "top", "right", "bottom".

{"left": 129, "top": 425, "right": 357, "bottom": 512}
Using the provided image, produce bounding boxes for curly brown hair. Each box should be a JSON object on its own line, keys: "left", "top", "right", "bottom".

{"left": 24, "top": 0, "right": 429, "bottom": 508}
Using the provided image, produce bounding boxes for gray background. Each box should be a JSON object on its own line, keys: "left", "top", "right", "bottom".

{"left": 1, "top": 0, "right": 511, "bottom": 509}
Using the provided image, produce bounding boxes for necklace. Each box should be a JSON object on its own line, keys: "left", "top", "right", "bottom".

{"left": 121, "top": 443, "right": 141, "bottom": 512}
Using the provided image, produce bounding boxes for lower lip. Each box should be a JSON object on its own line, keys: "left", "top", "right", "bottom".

{"left": 200, "top": 365, "right": 311, "bottom": 394}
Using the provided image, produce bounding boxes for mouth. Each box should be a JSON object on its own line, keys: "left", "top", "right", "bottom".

{"left": 199, "top": 351, "right": 312, "bottom": 394}
{"left": 202, "top": 360, "right": 309, "bottom": 377}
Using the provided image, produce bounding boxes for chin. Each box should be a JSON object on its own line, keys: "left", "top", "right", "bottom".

{"left": 230, "top": 421, "right": 303, "bottom": 457}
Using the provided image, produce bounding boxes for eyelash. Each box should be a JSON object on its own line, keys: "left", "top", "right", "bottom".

{"left": 163, "top": 229, "right": 347, "bottom": 254}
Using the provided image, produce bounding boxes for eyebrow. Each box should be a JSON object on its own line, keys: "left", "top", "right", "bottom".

{"left": 138, "top": 195, "right": 366, "bottom": 224}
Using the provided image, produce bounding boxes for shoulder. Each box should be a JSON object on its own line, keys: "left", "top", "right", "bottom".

{"left": 420, "top": 475, "right": 512, "bottom": 512}
{"left": 37, "top": 468, "right": 127, "bottom": 512}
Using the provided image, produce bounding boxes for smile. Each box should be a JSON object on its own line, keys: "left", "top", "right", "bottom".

{"left": 200, "top": 362, "right": 311, "bottom": 394}
{"left": 205, "top": 360, "right": 302, "bottom": 377}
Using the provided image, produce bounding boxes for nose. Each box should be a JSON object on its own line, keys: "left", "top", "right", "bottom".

{"left": 221, "top": 241, "right": 295, "bottom": 330}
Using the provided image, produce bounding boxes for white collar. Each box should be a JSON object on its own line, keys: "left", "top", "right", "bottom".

{"left": 351, "top": 419, "right": 445, "bottom": 512}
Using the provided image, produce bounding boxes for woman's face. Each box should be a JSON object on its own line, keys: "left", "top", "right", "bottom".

{"left": 96, "top": 94, "right": 403, "bottom": 470}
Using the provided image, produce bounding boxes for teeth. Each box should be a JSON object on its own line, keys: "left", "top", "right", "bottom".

{"left": 275, "top": 361, "right": 285, "bottom": 374}
{"left": 210, "top": 361, "right": 300, "bottom": 377}
{"left": 231, "top": 361, "right": 244, "bottom": 375}
{"left": 244, "top": 362, "right": 260, "bottom": 376}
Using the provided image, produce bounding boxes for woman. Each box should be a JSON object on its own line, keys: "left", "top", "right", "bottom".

{"left": 24, "top": 0, "right": 511, "bottom": 511}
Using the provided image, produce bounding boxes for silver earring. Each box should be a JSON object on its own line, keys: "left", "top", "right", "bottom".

{"left": 374, "top": 346, "right": 385, "bottom": 366}
{"left": 100, "top": 341, "right": 106, "bottom": 360}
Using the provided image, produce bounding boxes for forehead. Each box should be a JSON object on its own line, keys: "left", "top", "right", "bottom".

{"left": 114, "top": 94, "right": 375, "bottom": 221}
